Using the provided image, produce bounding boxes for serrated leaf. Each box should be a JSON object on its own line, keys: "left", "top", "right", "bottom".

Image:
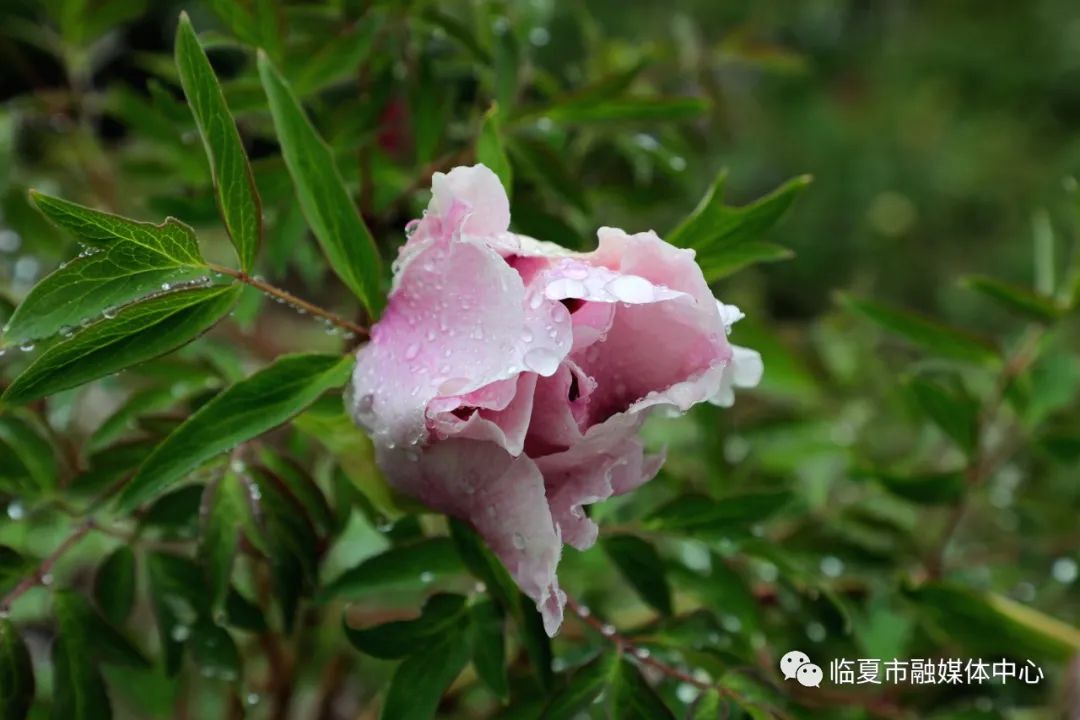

{"left": 3, "top": 284, "right": 240, "bottom": 405}
{"left": 175, "top": 13, "right": 261, "bottom": 271}
{"left": 257, "top": 51, "right": 384, "bottom": 314}
{"left": 963, "top": 275, "right": 1064, "bottom": 323}
{"left": 0, "top": 415, "right": 57, "bottom": 492}
{"left": 188, "top": 620, "right": 241, "bottom": 683}
{"left": 541, "top": 653, "right": 614, "bottom": 719}
{"left": 117, "top": 353, "right": 352, "bottom": 511}
{"left": 320, "top": 537, "right": 464, "bottom": 601}
{"left": 477, "top": 104, "right": 512, "bottom": 197}
{"left": 0, "top": 619, "right": 34, "bottom": 720}
{"left": 601, "top": 534, "right": 672, "bottom": 616}
{"left": 344, "top": 593, "right": 468, "bottom": 660}
{"left": 905, "top": 375, "right": 978, "bottom": 454}
{"left": 199, "top": 471, "right": 246, "bottom": 616}
{"left": 544, "top": 97, "right": 709, "bottom": 124}
{"left": 840, "top": 294, "right": 999, "bottom": 365}
{"left": 610, "top": 657, "right": 675, "bottom": 719}
{"left": 94, "top": 546, "right": 136, "bottom": 626}
{"left": 379, "top": 619, "right": 471, "bottom": 720}
{"left": 907, "top": 582, "right": 1080, "bottom": 662}
{"left": 469, "top": 599, "right": 508, "bottom": 700}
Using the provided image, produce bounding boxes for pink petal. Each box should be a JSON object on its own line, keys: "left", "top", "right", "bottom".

{"left": 378, "top": 439, "right": 566, "bottom": 635}
{"left": 428, "top": 373, "right": 538, "bottom": 455}
{"left": 351, "top": 233, "right": 572, "bottom": 448}
{"left": 430, "top": 164, "right": 511, "bottom": 237}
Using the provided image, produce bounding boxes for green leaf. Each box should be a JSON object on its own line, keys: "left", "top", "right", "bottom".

{"left": 840, "top": 294, "right": 1000, "bottom": 365}
{"left": 256, "top": 450, "right": 335, "bottom": 537}
{"left": 0, "top": 619, "right": 34, "bottom": 720}
{"left": 476, "top": 104, "right": 513, "bottom": 197}
{"left": 289, "top": 18, "right": 383, "bottom": 96}
{"left": 0, "top": 415, "right": 57, "bottom": 492}
{"left": 3, "top": 284, "right": 240, "bottom": 406}
{"left": 117, "top": 353, "right": 352, "bottom": 511}
{"left": 139, "top": 484, "right": 203, "bottom": 537}
{"left": 147, "top": 552, "right": 205, "bottom": 675}
{"left": 468, "top": 599, "right": 508, "bottom": 700}
{"left": 866, "top": 470, "right": 966, "bottom": 505}
{"left": 601, "top": 534, "right": 672, "bottom": 616}
{"left": 698, "top": 242, "right": 794, "bottom": 282}
{"left": 292, "top": 402, "right": 399, "bottom": 519}
{"left": 507, "top": 137, "right": 589, "bottom": 215}
{"left": 668, "top": 172, "right": 809, "bottom": 254}
{"left": 962, "top": 275, "right": 1064, "bottom": 323}
{"left": 188, "top": 620, "right": 241, "bottom": 683}
{"left": 0, "top": 547, "right": 34, "bottom": 596}
{"left": 344, "top": 593, "right": 468, "bottom": 660}
{"left": 94, "top": 546, "right": 136, "bottom": 626}
{"left": 320, "top": 537, "right": 464, "bottom": 602}
{"left": 645, "top": 491, "right": 791, "bottom": 535}
{"left": 257, "top": 52, "right": 384, "bottom": 314}
{"left": 541, "top": 653, "right": 614, "bottom": 719}
{"left": 491, "top": 20, "right": 519, "bottom": 113}
{"left": 4, "top": 193, "right": 208, "bottom": 344}
{"left": 88, "top": 383, "right": 203, "bottom": 451}
{"left": 610, "top": 656, "right": 675, "bottom": 719}
{"left": 379, "top": 620, "right": 471, "bottom": 720}
{"left": 51, "top": 634, "right": 110, "bottom": 720}
{"left": 199, "top": 471, "right": 246, "bottom": 617}
{"left": 543, "top": 97, "right": 709, "bottom": 124}
{"left": 203, "top": 0, "right": 258, "bottom": 47}
{"left": 905, "top": 375, "right": 978, "bottom": 454}
{"left": 175, "top": 13, "right": 261, "bottom": 271}
{"left": 449, "top": 519, "right": 552, "bottom": 690}
{"left": 54, "top": 590, "right": 148, "bottom": 670}
{"left": 907, "top": 582, "right": 1080, "bottom": 662}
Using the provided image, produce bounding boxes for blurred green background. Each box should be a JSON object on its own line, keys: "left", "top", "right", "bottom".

{"left": 1, "top": 1, "right": 1079, "bottom": 719}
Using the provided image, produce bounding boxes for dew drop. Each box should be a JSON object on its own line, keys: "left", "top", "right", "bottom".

{"left": 6, "top": 501, "right": 25, "bottom": 521}
{"left": 523, "top": 348, "right": 559, "bottom": 375}
{"left": 404, "top": 343, "right": 420, "bottom": 360}
{"left": 632, "top": 647, "right": 651, "bottom": 660}
{"left": 577, "top": 605, "right": 590, "bottom": 617}
{"left": 419, "top": 571, "right": 434, "bottom": 583}
{"left": 171, "top": 625, "right": 191, "bottom": 642}
{"left": 512, "top": 532, "right": 526, "bottom": 550}
{"left": 40, "top": 572, "right": 53, "bottom": 586}
{"left": 161, "top": 282, "right": 171, "bottom": 291}
{"left": 521, "top": 329, "right": 534, "bottom": 343}
{"left": 245, "top": 693, "right": 261, "bottom": 707}
{"left": 102, "top": 306, "right": 117, "bottom": 319}
{"left": 19, "top": 342, "right": 35, "bottom": 352}
{"left": 59, "top": 324, "right": 75, "bottom": 338}
{"left": 600, "top": 623, "right": 616, "bottom": 636}
{"left": 528, "top": 293, "right": 544, "bottom": 310}
{"left": 607, "top": 275, "right": 654, "bottom": 303}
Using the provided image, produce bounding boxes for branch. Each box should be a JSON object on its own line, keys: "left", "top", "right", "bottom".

{"left": 0, "top": 519, "right": 94, "bottom": 613}
{"left": 208, "top": 263, "right": 368, "bottom": 338}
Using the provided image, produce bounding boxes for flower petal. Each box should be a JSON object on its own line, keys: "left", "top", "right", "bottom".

{"left": 378, "top": 439, "right": 566, "bottom": 634}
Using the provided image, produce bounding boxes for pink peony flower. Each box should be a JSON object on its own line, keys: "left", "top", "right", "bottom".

{"left": 349, "top": 165, "right": 762, "bottom": 635}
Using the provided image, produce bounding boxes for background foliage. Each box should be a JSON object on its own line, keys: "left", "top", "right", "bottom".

{"left": 1, "top": 1, "right": 1080, "bottom": 718}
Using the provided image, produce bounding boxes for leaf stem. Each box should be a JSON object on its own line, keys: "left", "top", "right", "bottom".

{"left": 208, "top": 263, "right": 368, "bottom": 338}
{"left": 0, "top": 519, "right": 94, "bottom": 613}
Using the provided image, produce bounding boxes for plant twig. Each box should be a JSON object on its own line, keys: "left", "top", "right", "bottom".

{"left": 208, "top": 263, "right": 368, "bottom": 338}
{"left": 0, "top": 519, "right": 94, "bottom": 613}
{"left": 927, "top": 327, "right": 1044, "bottom": 577}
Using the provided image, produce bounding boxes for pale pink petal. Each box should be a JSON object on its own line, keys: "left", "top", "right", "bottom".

{"left": 535, "top": 413, "right": 660, "bottom": 550}
{"left": 350, "top": 234, "right": 572, "bottom": 448}
{"left": 378, "top": 440, "right": 565, "bottom": 634}
{"left": 430, "top": 164, "right": 511, "bottom": 236}
{"left": 428, "top": 373, "right": 538, "bottom": 454}
{"left": 525, "top": 361, "right": 594, "bottom": 456}
{"left": 711, "top": 344, "right": 764, "bottom": 407}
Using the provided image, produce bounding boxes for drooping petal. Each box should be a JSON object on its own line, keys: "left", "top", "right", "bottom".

{"left": 711, "top": 344, "right": 764, "bottom": 407}
{"left": 378, "top": 439, "right": 566, "bottom": 634}
{"left": 428, "top": 373, "right": 538, "bottom": 454}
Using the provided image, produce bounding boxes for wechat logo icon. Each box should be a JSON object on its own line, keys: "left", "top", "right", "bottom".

{"left": 780, "top": 650, "right": 822, "bottom": 688}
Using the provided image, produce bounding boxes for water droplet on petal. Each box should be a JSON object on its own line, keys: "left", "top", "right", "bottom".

{"left": 523, "top": 348, "right": 560, "bottom": 375}
{"left": 404, "top": 343, "right": 420, "bottom": 360}
{"left": 512, "top": 532, "right": 526, "bottom": 550}
{"left": 607, "top": 275, "right": 654, "bottom": 303}
{"left": 521, "top": 329, "right": 534, "bottom": 343}
{"left": 529, "top": 294, "right": 544, "bottom": 310}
